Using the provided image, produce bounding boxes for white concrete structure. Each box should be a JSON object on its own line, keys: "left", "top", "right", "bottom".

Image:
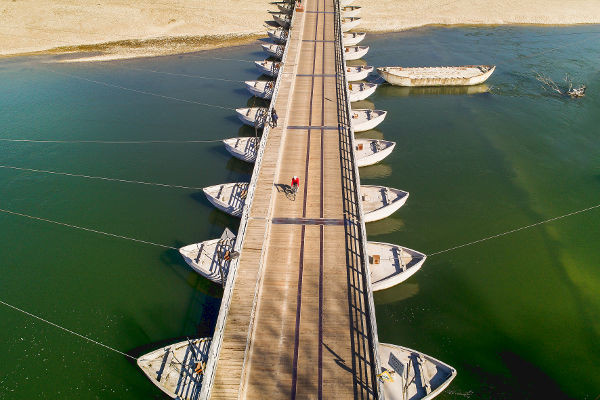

{"left": 351, "top": 109, "right": 387, "bottom": 132}
{"left": 348, "top": 82, "right": 378, "bottom": 102}
{"left": 255, "top": 60, "right": 282, "bottom": 77}
{"left": 235, "top": 107, "right": 269, "bottom": 128}
{"left": 344, "top": 45, "right": 369, "bottom": 61}
{"left": 379, "top": 343, "right": 457, "bottom": 400}
{"left": 223, "top": 137, "right": 259, "bottom": 162}
{"left": 245, "top": 80, "right": 275, "bottom": 99}
{"left": 367, "top": 242, "right": 426, "bottom": 290}
{"left": 377, "top": 65, "right": 496, "bottom": 87}
{"left": 354, "top": 139, "right": 395, "bottom": 167}
{"left": 203, "top": 182, "right": 249, "bottom": 217}
{"left": 138, "top": 338, "right": 212, "bottom": 400}
{"left": 361, "top": 185, "right": 409, "bottom": 222}
{"left": 346, "top": 65, "right": 373, "bottom": 81}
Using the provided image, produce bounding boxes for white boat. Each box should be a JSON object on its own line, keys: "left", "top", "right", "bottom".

{"left": 223, "top": 136, "right": 259, "bottom": 162}
{"left": 355, "top": 139, "right": 395, "bottom": 167}
{"left": 341, "top": 5, "right": 361, "bottom": 17}
{"left": 346, "top": 65, "right": 374, "bottom": 81}
{"left": 273, "top": 13, "right": 291, "bottom": 28}
{"left": 262, "top": 43, "right": 285, "bottom": 59}
{"left": 267, "top": 28, "right": 289, "bottom": 44}
{"left": 351, "top": 109, "right": 387, "bottom": 132}
{"left": 343, "top": 32, "right": 366, "bottom": 46}
{"left": 137, "top": 338, "right": 212, "bottom": 400}
{"left": 348, "top": 82, "right": 378, "bottom": 102}
{"left": 377, "top": 65, "right": 496, "bottom": 87}
{"left": 341, "top": 17, "right": 361, "bottom": 32}
{"left": 344, "top": 45, "right": 369, "bottom": 61}
{"left": 255, "top": 60, "right": 282, "bottom": 77}
{"left": 378, "top": 343, "right": 457, "bottom": 400}
{"left": 179, "top": 229, "right": 237, "bottom": 284}
{"left": 361, "top": 185, "right": 409, "bottom": 222}
{"left": 236, "top": 107, "right": 269, "bottom": 128}
{"left": 277, "top": 3, "right": 294, "bottom": 13}
{"left": 340, "top": 0, "right": 356, "bottom": 6}
{"left": 245, "top": 80, "right": 275, "bottom": 99}
{"left": 367, "top": 242, "right": 426, "bottom": 290}
{"left": 203, "top": 182, "right": 249, "bottom": 217}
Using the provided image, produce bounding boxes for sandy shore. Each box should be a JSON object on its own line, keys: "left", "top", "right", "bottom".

{"left": 1, "top": 0, "right": 599, "bottom": 62}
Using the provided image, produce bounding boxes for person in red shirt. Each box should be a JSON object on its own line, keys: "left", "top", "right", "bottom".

{"left": 291, "top": 176, "right": 300, "bottom": 192}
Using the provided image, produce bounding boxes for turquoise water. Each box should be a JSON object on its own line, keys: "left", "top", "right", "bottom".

{"left": 0, "top": 26, "right": 599, "bottom": 399}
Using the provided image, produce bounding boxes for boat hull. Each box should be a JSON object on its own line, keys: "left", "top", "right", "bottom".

{"left": 244, "top": 81, "right": 274, "bottom": 99}
{"left": 361, "top": 186, "right": 408, "bottom": 222}
{"left": 377, "top": 66, "right": 496, "bottom": 87}
{"left": 367, "top": 242, "right": 426, "bottom": 290}
{"left": 137, "top": 338, "right": 212, "bottom": 400}
{"left": 351, "top": 109, "right": 387, "bottom": 132}
{"left": 342, "top": 7, "right": 361, "bottom": 18}
{"left": 268, "top": 29, "right": 288, "bottom": 44}
{"left": 346, "top": 65, "right": 373, "bottom": 81}
{"left": 348, "top": 83, "right": 377, "bottom": 102}
{"left": 341, "top": 18, "right": 360, "bottom": 32}
{"left": 343, "top": 32, "right": 366, "bottom": 46}
{"left": 203, "top": 183, "right": 248, "bottom": 218}
{"left": 274, "top": 14, "right": 291, "bottom": 28}
{"left": 223, "top": 137, "right": 259, "bottom": 162}
{"left": 255, "top": 60, "right": 281, "bottom": 77}
{"left": 236, "top": 108, "right": 267, "bottom": 129}
{"left": 379, "top": 343, "right": 457, "bottom": 400}
{"left": 355, "top": 139, "right": 395, "bottom": 167}
{"left": 262, "top": 44, "right": 284, "bottom": 59}
{"left": 344, "top": 46, "right": 369, "bottom": 61}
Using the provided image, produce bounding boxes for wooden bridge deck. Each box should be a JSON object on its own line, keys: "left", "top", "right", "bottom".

{"left": 208, "top": 0, "right": 379, "bottom": 398}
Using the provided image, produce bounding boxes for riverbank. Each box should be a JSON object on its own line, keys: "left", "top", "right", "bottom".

{"left": 1, "top": 0, "right": 599, "bottom": 62}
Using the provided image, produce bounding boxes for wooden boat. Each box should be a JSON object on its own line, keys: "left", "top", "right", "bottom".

{"left": 346, "top": 65, "right": 373, "bottom": 81}
{"left": 340, "top": 0, "right": 356, "bottom": 6}
{"left": 341, "top": 17, "right": 361, "bottom": 32}
{"left": 351, "top": 109, "right": 387, "bottom": 132}
{"left": 361, "top": 185, "right": 409, "bottom": 222}
{"left": 344, "top": 45, "right": 369, "bottom": 61}
{"left": 355, "top": 139, "right": 395, "bottom": 167}
{"left": 255, "top": 60, "right": 282, "bottom": 77}
{"left": 223, "top": 137, "right": 259, "bottom": 163}
{"left": 262, "top": 43, "right": 285, "bottom": 59}
{"left": 367, "top": 242, "right": 425, "bottom": 290}
{"left": 245, "top": 80, "right": 275, "bottom": 99}
{"left": 236, "top": 107, "right": 269, "bottom": 128}
{"left": 348, "top": 82, "right": 378, "bottom": 102}
{"left": 203, "top": 182, "right": 249, "bottom": 217}
{"left": 179, "top": 228, "right": 237, "bottom": 284}
{"left": 377, "top": 65, "right": 496, "bottom": 87}
{"left": 342, "top": 5, "right": 361, "bottom": 17}
{"left": 378, "top": 343, "right": 457, "bottom": 400}
{"left": 267, "top": 28, "right": 289, "bottom": 44}
{"left": 273, "top": 13, "right": 291, "bottom": 28}
{"left": 343, "top": 32, "right": 366, "bottom": 46}
{"left": 137, "top": 338, "right": 212, "bottom": 400}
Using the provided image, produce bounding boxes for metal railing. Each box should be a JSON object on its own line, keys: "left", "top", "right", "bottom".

{"left": 198, "top": 6, "right": 298, "bottom": 400}
{"left": 332, "top": 0, "right": 384, "bottom": 397}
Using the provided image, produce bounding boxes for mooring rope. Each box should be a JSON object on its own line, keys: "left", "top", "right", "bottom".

{"left": 0, "top": 299, "right": 138, "bottom": 360}
{"left": 122, "top": 66, "right": 246, "bottom": 83}
{"left": 0, "top": 165, "right": 203, "bottom": 190}
{"left": 44, "top": 68, "right": 237, "bottom": 111}
{"left": 0, "top": 138, "right": 227, "bottom": 144}
{"left": 428, "top": 203, "right": 600, "bottom": 256}
{"left": 0, "top": 208, "right": 178, "bottom": 250}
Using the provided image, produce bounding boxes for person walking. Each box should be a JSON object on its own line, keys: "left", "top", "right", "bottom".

{"left": 271, "top": 108, "right": 279, "bottom": 127}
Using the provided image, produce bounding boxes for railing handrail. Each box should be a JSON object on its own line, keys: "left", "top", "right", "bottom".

{"left": 198, "top": 8, "right": 297, "bottom": 399}
{"left": 332, "top": 0, "right": 384, "bottom": 397}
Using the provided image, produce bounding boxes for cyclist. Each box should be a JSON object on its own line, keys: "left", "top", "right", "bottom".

{"left": 291, "top": 176, "right": 300, "bottom": 193}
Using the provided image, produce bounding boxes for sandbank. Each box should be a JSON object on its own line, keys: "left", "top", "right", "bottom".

{"left": 1, "top": 0, "right": 599, "bottom": 62}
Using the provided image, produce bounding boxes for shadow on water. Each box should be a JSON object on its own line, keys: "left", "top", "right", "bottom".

{"left": 376, "top": 83, "right": 490, "bottom": 98}
{"left": 464, "top": 351, "right": 573, "bottom": 399}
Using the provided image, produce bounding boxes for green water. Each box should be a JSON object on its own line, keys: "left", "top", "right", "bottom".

{"left": 0, "top": 26, "right": 599, "bottom": 399}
